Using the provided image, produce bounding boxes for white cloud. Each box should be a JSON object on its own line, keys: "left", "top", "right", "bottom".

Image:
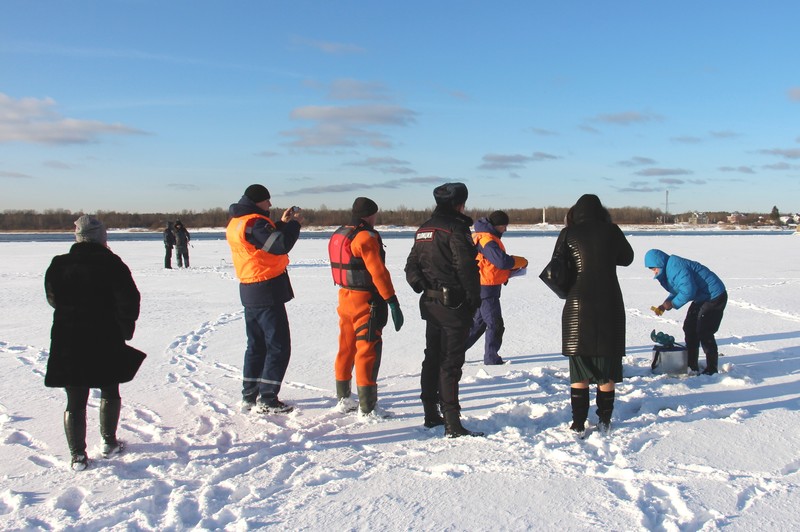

{"left": 290, "top": 36, "right": 365, "bottom": 55}
{"left": 719, "top": 165, "right": 756, "bottom": 174}
{"left": 759, "top": 148, "right": 800, "bottom": 159}
{"left": 0, "top": 93, "right": 145, "bottom": 144}
{"left": 0, "top": 170, "right": 33, "bottom": 179}
{"left": 589, "top": 111, "right": 663, "bottom": 125}
{"left": 617, "top": 156, "right": 656, "bottom": 167}
{"left": 634, "top": 168, "right": 692, "bottom": 177}
{"left": 283, "top": 105, "right": 416, "bottom": 149}
{"left": 329, "top": 79, "right": 390, "bottom": 101}
{"left": 479, "top": 152, "right": 559, "bottom": 171}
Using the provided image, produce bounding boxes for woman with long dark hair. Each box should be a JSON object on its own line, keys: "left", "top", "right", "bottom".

{"left": 552, "top": 194, "right": 633, "bottom": 435}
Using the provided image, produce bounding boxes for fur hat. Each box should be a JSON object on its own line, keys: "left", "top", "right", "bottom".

{"left": 488, "top": 210, "right": 509, "bottom": 226}
{"left": 433, "top": 182, "right": 468, "bottom": 207}
{"left": 74, "top": 215, "right": 107, "bottom": 245}
{"left": 352, "top": 197, "right": 379, "bottom": 219}
{"left": 244, "top": 184, "right": 270, "bottom": 203}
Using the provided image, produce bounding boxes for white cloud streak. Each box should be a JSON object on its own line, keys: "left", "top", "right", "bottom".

{"left": 0, "top": 93, "right": 145, "bottom": 144}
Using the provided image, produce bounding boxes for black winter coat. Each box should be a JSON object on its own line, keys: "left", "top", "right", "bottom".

{"left": 556, "top": 197, "right": 634, "bottom": 358}
{"left": 44, "top": 242, "right": 142, "bottom": 387}
{"left": 405, "top": 205, "right": 480, "bottom": 313}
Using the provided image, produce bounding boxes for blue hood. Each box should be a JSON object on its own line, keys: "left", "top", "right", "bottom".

{"left": 474, "top": 217, "right": 502, "bottom": 237}
{"left": 644, "top": 249, "right": 669, "bottom": 278}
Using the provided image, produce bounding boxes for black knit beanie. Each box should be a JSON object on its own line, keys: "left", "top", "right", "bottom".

{"left": 352, "top": 197, "right": 379, "bottom": 219}
{"left": 244, "top": 184, "right": 270, "bottom": 203}
{"left": 488, "top": 210, "right": 510, "bottom": 226}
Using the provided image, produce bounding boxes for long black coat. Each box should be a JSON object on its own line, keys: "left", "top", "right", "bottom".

{"left": 44, "top": 242, "right": 142, "bottom": 387}
{"left": 555, "top": 197, "right": 634, "bottom": 358}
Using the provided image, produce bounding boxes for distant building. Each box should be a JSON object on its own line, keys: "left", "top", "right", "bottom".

{"left": 727, "top": 212, "right": 746, "bottom": 224}
{"left": 689, "top": 212, "right": 709, "bottom": 225}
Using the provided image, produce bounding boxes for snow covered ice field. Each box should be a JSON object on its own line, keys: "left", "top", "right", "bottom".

{"left": 1, "top": 231, "right": 799, "bottom": 531}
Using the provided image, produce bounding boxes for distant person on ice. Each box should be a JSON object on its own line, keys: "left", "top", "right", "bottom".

{"left": 464, "top": 210, "right": 528, "bottom": 365}
{"left": 173, "top": 220, "right": 191, "bottom": 268}
{"left": 163, "top": 221, "right": 176, "bottom": 269}
{"left": 226, "top": 184, "right": 303, "bottom": 414}
{"left": 645, "top": 249, "right": 727, "bottom": 375}
{"left": 44, "top": 215, "right": 145, "bottom": 471}
{"left": 328, "top": 197, "right": 404, "bottom": 417}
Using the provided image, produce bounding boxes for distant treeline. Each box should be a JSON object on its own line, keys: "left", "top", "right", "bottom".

{"left": 0, "top": 206, "right": 753, "bottom": 231}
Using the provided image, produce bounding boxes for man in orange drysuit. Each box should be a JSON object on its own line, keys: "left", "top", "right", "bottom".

{"left": 329, "top": 197, "right": 403, "bottom": 416}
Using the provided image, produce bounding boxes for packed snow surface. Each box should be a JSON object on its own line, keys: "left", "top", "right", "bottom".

{"left": 1, "top": 231, "right": 799, "bottom": 530}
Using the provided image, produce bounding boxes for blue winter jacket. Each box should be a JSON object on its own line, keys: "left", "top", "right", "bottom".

{"left": 473, "top": 217, "right": 516, "bottom": 298}
{"left": 644, "top": 249, "right": 726, "bottom": 309}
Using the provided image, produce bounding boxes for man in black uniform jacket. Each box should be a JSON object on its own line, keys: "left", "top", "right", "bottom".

{"left": 405, "top": 182, "right": 484, "bottom": 438}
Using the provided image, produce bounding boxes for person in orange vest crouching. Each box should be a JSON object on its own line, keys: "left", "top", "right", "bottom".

{"left": 226, "top": 184, "right": 303, "bottom": 415}
{"left": 328, "top": 197, "right": 403, "bottom": 417}
{"left": 465, "top": 210, "right": 528, "bottom": 365}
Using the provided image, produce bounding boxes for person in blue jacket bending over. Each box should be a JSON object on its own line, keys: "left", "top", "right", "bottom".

{"left": 645, "top": 249, "right": 727, "bottom": 375}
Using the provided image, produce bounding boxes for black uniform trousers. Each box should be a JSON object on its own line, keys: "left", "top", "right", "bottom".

{"left": 419, "top": 298, "right": 473, "bottom": 415}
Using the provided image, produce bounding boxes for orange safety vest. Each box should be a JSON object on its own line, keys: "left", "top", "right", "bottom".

{"left": 226, "top": 213, "right": 289, "bottom": 284}
{"left": 473, "top": 232, "right": 511, "bottom": 286}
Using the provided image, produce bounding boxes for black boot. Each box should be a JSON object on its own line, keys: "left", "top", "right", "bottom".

{"left": 687, "top": 347, "right": 700, "bottom": 372}
{"left": 569, "top": 387, "right": 590, "bottom": 434}
{"left": 64, "top": 410, "right": 88, "bottom": 471}
{"left": 702, "top": 352, "right": 719, "bottom": 375}
{"left": 423, "top": 401, "right": 444, "bottom": 428}
{"left": 443, "top": 411, "right": 484, "bottom": 438}
{"left": 596, "top": 390, "right": 615, "bottom": 433}
{"left": 100, "top": 398, "right": 124, "bottom": 458}
{"left": 357, "top": 385, "right": 378, "bottom": 415}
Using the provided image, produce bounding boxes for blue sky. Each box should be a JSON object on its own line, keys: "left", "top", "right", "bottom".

{"left": 1, "top": 1, "right": 798, "bottom": 215}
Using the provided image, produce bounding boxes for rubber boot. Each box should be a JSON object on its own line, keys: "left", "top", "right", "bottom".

{"left": 336, "top": 380, "right": 352, "bottom": 399}
{"left": 596, "top": 390, "right": 615, "bottom": 433}
{"left": 100, "top": 398, "right": 123, "bottom": 458}
{"left": 357, "top": 385, "right": 378, "bottom": 415}
{"left": 422, "top": 401, "right": 444, "bottom": 428}
{"left": 569, "top": 387, "right": 590, "bottom": 434}
{"left": 443, "top": 411, "right": 485, "bottom": 438}
{"left": 702, "top": 352, "right": 719, "bottom": 375}
{"left": 64, "top": 410, "right": 88, "bottom": 470}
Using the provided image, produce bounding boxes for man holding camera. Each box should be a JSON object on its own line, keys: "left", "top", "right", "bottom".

{"left": 226, "top": 184, "right": 303, "bottom": 414}
{"left": 405, "top": 182, "right": 484, "bottom": 437}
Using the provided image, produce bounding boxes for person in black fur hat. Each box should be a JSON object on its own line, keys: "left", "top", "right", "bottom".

{"left": 405, "top": 183, "right": 484, "bottom": 438}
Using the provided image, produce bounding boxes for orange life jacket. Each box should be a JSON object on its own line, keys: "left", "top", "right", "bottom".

{"left": 473, "top": 232, "right": 511, "bottom": 286}
{"left": 226, "top": 213, "right": 289, "bottom": 284}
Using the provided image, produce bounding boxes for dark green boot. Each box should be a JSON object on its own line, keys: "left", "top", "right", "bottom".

{"left": 357, "top": 385, "right": 378, "bottom": 415}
